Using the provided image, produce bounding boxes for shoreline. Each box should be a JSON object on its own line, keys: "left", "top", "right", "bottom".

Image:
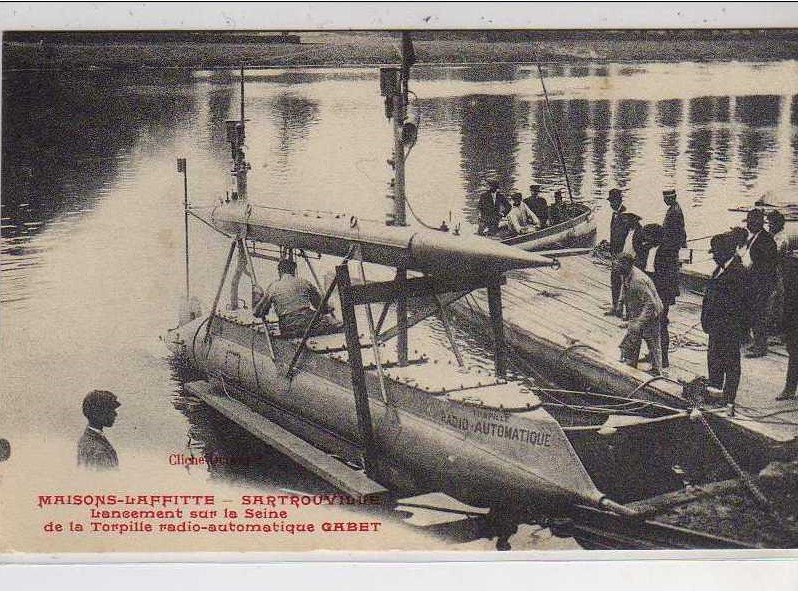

{"left": 4, "top": 37, "right": 798, "bottom": 71}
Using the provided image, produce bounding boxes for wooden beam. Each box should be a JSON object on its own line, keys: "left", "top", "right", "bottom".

{"left": 186, "top": 380, "right": 387, "bottom": 500}
{"left": 336, "top": 262, "right": 378, "bottom": 477}
{"left": 349, "top": 274, "right": 505, "bottom": 306}
{"left": 487, "top": 277, "right": 506, "bottom": 378}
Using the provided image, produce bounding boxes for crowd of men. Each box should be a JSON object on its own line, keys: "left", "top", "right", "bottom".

{"left": 604, "top": 188, "right": 796, "bottom": 416}
{"left": 477, "top": 181, "right": 575, "bottom": 237}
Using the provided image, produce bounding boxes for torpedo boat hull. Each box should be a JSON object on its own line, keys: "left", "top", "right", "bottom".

{"left": 165, "top": 311, "right": 607, "bottom": 515}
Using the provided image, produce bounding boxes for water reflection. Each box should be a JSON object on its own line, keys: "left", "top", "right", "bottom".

{"left": 1, "top": 69, "right": 196, "bottom": 304}
{"left": 3, "top": 60, "right": 798, "bottom": 537}
{"left": 460, "top": 94, "right": 519, "bottom": 223}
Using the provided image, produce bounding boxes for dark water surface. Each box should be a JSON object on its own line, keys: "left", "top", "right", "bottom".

{"left": 2, "top": 62, "right": 797, "bottom": 537}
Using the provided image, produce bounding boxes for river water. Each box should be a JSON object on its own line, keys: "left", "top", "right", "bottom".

{"left": 1, "top": 61, "right": 797, "bottom": 550}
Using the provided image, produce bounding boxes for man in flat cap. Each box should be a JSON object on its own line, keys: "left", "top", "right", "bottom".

{"left": 616, "top": 251, "right": 664, "bottom": 376}
{"left": 523, "top": 184, "right": 549, "bottom": 228}
{"left": 701, "top": 233, "right": 750, "bottom": 416}
{"left": 77, "top": 390, "right": 120, "bottom": 470}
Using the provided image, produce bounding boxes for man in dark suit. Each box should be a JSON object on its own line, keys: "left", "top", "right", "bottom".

{"left": 702, "top": 233, "right": 751, "bottom": 415}
{"left": 640, "top": 223, "right": 679, "bottom": 368}
{"left": 77, "top": 390, "right": 120, "bottom": 470}
{"left": 477, "top": 181, "right": 510, "bottom": 235}
{"left": 604, "top": 188, "right": 632, "bottom": 317}
{"left": 524, "top": 184, "right": 549, "bottom": 228}
{"left": 661, "top": 189, "right": 687, "bottom": 254}
{"left": 743, "top": 208, "right": 779, "bottom": 357}
{"left": 776, "top": 253, "right": 798, "bottom": 400}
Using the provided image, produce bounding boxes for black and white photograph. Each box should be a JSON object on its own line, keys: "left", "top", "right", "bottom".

{"left": 2, "top": 3, "right": 798, "bottom": 565}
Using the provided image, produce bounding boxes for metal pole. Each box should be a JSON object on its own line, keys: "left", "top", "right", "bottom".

{"left": 240, "top": 65, "right": 245, "bottom": 123}
{"left": 396, "top": 266, "right": 408, "bottom": 366}
{"left": 182, "top": 161, "right": 190, "bottom": 304}
{"left": 537, "top": 64, "right": 575, "bottom": 204}
{"left": 336, "top": 262, "right": 378, "bottom": 477}
{"left": 486, "top": 278, "right": 506, "bottom": 378}
{"left": 392, "top": 93, "right": 407, "bottom": 226}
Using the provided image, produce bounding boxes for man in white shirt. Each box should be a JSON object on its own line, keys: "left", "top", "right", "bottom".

{"left": 499, "top": 192, "right": 540, "bottom": 235}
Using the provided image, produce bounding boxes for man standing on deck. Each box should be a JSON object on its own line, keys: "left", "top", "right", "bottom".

{"left": 605, "top": 188, "right": 632, "bottom": 317}
{"left": 658, "top": 190, "right": 686, "bottom": 367}
{"left": 524, "top": 184, "right": 549, "bottom": 228}
{"left": 616, "top": 252, "right": 664, "bottom": 376}
{"left": 776, "top": 252, "right": 798, "bottom": 401}
{"left": 702, "top": 233, "right": 751, "bottom": 416}
{"left": 477, "top": 180, "right": 510, "bottom": 236}
{"left": 252, "top": 258, "right": 341, "bottom": 339}
{"left": 77, "top": 390, "right": 120, "bottom": 470}
{"left": 742, "top": 208, "right": 779, "bottom": 358}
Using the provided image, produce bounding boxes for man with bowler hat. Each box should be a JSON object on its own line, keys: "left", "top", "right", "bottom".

{"left": 77, "top": 390, "right": 121, "bottom": 470}
{"left": 702, "top": 233, "right": 750, "bottom": 416}
{"left": 605, "top": 188, "right": 633, "bottom": 317}
{"left": 477, "top": 180, "right": 510, "bottom": 236}
{"left": 742, "top": 208, "right": 778, "bottom": 357}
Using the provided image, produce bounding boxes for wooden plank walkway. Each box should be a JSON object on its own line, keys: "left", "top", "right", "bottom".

{"left": 454, "top": 254, "right": 798, "bottom": 447}
{"left": 185, "top": 380, "right": 389, "bottom": 501}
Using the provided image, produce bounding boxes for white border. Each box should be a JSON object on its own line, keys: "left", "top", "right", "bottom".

{"left": 2, "top": 1, "right": 798, "bottom": 587}
{"left": 2, "top": 2, "right": 798, "bottom": 31}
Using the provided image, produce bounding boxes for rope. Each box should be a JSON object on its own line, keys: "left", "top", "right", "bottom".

{"left": 668, "top": 320, "right": 707, "bottom": 352}
{"left": 460, "top": 282, "right": 796, "bottom": 532}
{"left": 404, "top": 193, "right": 443, "bottom": 231}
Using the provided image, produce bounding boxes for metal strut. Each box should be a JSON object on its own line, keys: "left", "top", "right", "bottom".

{"left": 203, "top": 239, "right": 238, "bottom": 343}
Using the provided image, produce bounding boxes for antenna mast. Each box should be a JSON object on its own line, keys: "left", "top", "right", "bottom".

{"left": 536, "top": 64, "right": 574, "bottom": 203}
{"left": 226, "top": 65, "right": 249, "bottom": 200}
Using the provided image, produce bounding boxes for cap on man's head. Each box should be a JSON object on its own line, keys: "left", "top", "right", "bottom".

{"left": 620, "top": 211, "right": 642, "bottom": 226}
{"left": 82, "top": 390, "right": 120, "bottom": 420}
{"left": 277, "top": 258, "right": 297, "bottom": 275}
{"left": 511, "top": 192, "right": 523, "bottom": 202}
{"left": 746, "top": 207, "right": 765, "bottom": 222}
{"left": 617, "top": 251, "right": 636, "bottom": 265}
{"left": 709, "top": 232, "right": 734, "bottom": 256}
{"left": 607, "top": 188, "right": 622, "bottom": 201}
{"left": 642, "top": 222, "right": 663, "bottom": 243}
{"left": 767, "top": 209, "right": 786, "bottom": 225}
{"left": 663, "top": 189, "right": 677, "bottom": 200}
{"left": 529, "top": 184, "right": 541, "bottom": 192}
{"left": 728, "top": 226, "right": 749, "bottom": 247}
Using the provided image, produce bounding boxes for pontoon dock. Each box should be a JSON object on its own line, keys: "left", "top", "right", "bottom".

{"left": 453, "top": 253, "right": 798, "bottom": 451}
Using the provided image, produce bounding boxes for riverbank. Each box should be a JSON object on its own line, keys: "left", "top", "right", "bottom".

{"left": 5, "top": 31, "right": 798, "bottom": 70}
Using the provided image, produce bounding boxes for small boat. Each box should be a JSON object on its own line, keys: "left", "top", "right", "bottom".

{"left": 729, "top": 195, "right": 798, "bottom": 222}
{"left": 492, "top": 202, "right": 597, "bottom": 251}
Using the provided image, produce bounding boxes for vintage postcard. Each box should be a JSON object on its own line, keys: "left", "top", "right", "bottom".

{"left": 3, "top": 9, "right": 798, "bottom": 561}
